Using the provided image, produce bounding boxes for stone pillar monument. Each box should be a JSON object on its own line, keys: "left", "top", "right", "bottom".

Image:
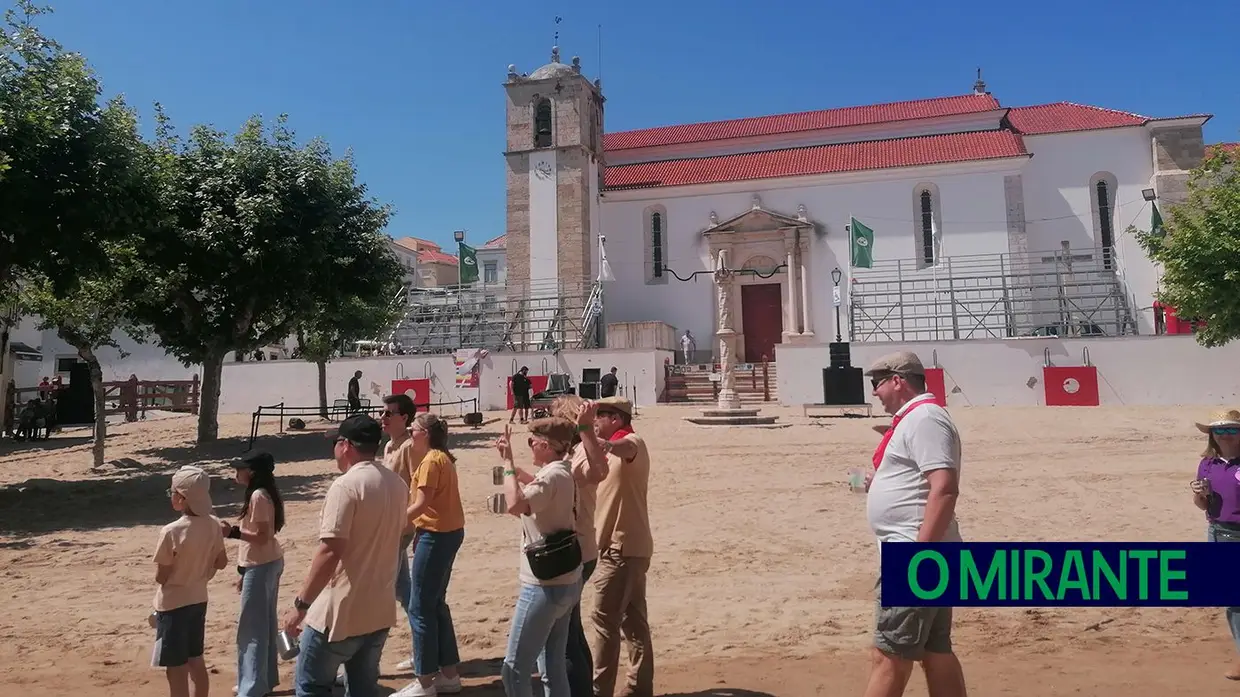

{"left": 713, "top": 250, "right": 741, "bottom": 410}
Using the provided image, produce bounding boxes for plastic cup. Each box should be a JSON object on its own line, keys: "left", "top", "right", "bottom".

{"left": 847, "top": 468, "right": 866, "bottom": 494}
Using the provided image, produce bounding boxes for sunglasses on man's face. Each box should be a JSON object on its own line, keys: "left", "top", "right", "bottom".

{"left": 380, "top": 410, "right": 399, "bottom": 419}
{"left": 1214, "top": 427, "right": 1240, "bottom": 436}
{"left": 871, "top": 374, "right": 898, "bottom": 390}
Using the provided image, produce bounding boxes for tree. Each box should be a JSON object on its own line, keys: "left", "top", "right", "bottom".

{"left": 298, "top": 286, "right": 405, "bottom": 419}
{"left": 19, "top": 241, "right": 139, "bottom": 467}
{"left": 1134, "top": 143, "right": 1240, "bottom": 348}
{"left": 0, "top": 1, "right": 152, "bottom": 291}
{"left": 128, "top": 111, "right": 399, "bottom": 443}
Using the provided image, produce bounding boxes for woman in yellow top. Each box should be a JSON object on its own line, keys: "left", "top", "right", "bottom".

{"left": 395, "top": 413, "right": 466, "bottom": 697}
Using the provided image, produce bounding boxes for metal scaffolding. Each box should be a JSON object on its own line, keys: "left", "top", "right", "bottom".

{"left": 384, "top": 279, "right": 603, "bottom": 355}
{"left": 848, "top": 244, "right": 1138, "bottom": 343}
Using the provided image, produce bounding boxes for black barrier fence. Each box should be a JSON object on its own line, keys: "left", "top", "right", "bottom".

{"left": 247, "top": 397, "right": 480, "bottom": 451}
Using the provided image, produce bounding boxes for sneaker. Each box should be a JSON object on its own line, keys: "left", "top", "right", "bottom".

{"left": 394, "top": 680, "right": 437, "bottom": 697}
{"left": 395, "top": 658, "right": 414, "bottom": 672}
{"left": 435, "top": 675, "right": 462, "bottom": 694}
{"left": 335, "top": 667, "right": 346, "bottom": 686}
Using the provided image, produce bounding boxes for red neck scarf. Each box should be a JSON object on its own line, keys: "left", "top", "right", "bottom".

{"left": 872, "top": 397, "right": 934, "bottom": 470}
{"left": 608, "top": 425, "right": 634, "bottom": 442}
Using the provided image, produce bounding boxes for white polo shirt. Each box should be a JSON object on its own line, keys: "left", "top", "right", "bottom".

{"left": 866, "top": 393, "right": 963, "bottom": 551}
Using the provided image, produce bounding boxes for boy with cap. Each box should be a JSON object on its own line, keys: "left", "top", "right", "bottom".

{"left": 151, "top": 465, "right": 229, "bottom": 697}
{"left": 862, "top": 350, "right": 967, "bottom": 697}
{"left": 281, "top": 414, "right": 410, "bottom": 697}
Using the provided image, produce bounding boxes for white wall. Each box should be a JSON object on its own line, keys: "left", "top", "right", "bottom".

{"left": 1019, "top": 127, "right": 1161, "bottom": 332}
{"left": 530, "top": 150, "right": 558, "bottom": 283}
{"left": 776, "top": 335, "right": 1240, "bottom": 407}
{"left": 218, "top": 348, "right": 672, "bottom": 414}
{"left": 35, "top": 327, "right": 199, "bottom": 386}
{"left": 477, "top": 246, "right": 507, "bottom": 288}
{"left": 600, "top": 161, "right": 1020, "bottom": 349}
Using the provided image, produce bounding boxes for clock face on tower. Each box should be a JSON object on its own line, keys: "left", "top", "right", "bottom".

{"left": 534, "top": 161, "right": 553, "bottom": 180}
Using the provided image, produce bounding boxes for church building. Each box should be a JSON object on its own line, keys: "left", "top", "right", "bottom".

{"left": 501, "top": 47, "right": 1213, "bottom": 363}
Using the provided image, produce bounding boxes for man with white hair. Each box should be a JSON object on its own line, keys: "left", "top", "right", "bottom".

{"left": 862, "top": 350, "right": 968, "bottom": 697}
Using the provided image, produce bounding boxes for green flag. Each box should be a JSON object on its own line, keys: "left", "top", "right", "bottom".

{"left": 458, "top": 242, "right": 479, "bottom": 284}
{"left": 1151, "top": 203, "right": 1165, "bottom": 239}
{"left": 850, "top": 217, "right": 874, "bottom": 269}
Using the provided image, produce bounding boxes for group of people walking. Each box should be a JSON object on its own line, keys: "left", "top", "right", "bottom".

{"left": 146, "top": 389, "right": 653, "bottom": 697}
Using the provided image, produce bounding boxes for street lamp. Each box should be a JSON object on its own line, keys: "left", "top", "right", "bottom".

{"left": 1141, "top": 188, "right": 1156, "bottom": 202}
{"left": 831, "top": 267, "right": 843, "bottom": 343}
{"left": 453, "top": 230, "right": 466, "bottom": 243}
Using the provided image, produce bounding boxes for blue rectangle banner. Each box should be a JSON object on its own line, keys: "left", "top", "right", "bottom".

{"left": 879, "top": 542, "right": 1240, "bottom": 607}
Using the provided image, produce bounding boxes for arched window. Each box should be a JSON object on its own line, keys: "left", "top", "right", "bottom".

{"left": 651, "top": 212, "right": 664, "bottom": 278}
{"left": 913, "top": 183, "right": 941, "bottom": 267}
{"left": 534, "top": 99, "right": 552, "bottom": 149}
{"left": 1090, "top": 172, "right": 1118, "bottom": 271}
{"left": 644, "top": 205, "right": 669, "bottom": 284}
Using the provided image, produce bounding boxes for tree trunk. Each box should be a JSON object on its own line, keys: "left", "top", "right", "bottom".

{"left": 83, "top": 351, "right": 107, "bottom": 469}
{"left": 317, "top": 359, "right": 328, "bottom": 419}
{"left": 197, "top": 351, "right": 225, "bottom": 444}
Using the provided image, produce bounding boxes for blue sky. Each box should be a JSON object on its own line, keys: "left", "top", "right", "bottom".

{"left": 39, "top": 0, "right": 1240, "bottom": 250}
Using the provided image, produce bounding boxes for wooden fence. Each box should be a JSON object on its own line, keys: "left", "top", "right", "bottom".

{"left": 8, "top": 374, "right": 200, "bottom": 425}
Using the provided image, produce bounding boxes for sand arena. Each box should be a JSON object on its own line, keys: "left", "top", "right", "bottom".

{"left": 0, "top": 405, "right": 1231, "bottom": 696}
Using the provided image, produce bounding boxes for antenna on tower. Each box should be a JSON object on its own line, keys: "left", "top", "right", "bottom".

{"left": 554, "top": 16, "right": 562, "bottom": 47}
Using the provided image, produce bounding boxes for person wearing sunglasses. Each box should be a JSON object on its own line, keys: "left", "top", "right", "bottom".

{"left": 862, "top": 351, "right": 967, "bottom": 697}
{"left": 1192, "top": 409, "right": 1240, "bottom": 680}
{"left": 381, "top": 393, "right": 423, "bottom": 674}
{"left": 496, "top": 417, "right": 583, "bottom": 697}
{"left": 281, "top": 414, "right": 410, "bottom": 697}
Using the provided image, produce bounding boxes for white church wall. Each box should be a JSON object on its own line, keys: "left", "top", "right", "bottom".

{"left": 601, "top": 160, "right": 1023, "bottom": 347}
{"left": 776, "top": 335, "right": 1239, "bottom": 407}
{"left": 217, "top": 348, "right": 670, "bottom": 414}
{"left": 529, "top": 150, "right": 559, "bottom": 283}
{"left": 1019, "top": 127, "right": 1161, "bottom": 333}
{"left": 37, "top": 328, "right": 200, "bottom": 385}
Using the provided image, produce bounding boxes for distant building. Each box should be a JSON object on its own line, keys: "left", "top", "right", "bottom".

{"left": 390, "top": 237, "right": 459, "bottom": 288}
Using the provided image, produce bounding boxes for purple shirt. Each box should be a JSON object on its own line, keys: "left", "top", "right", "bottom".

{"left": 1197, "top": 457, "right": 1240, "bottom": 524}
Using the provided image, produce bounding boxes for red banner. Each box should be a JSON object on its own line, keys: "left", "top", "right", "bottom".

{"left": 391, "top": 379, "right": 432, "bottom": 413}
{"left": 924, "top": 367, "right": 947, "bottom": 407}
{"left": 1043, "top": 367, "right": 1100, "bottom": 407}
{"left": 507, "top": 375, "right": 549, "bottom": 410}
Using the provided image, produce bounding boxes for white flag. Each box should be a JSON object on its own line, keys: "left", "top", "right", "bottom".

{"left": 597, "top": 236, "right": 615, "bottom": 282}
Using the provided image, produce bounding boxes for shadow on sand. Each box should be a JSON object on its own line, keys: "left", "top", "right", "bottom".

{"left": 0, "top": 467, "right": 335, "bottom": 536}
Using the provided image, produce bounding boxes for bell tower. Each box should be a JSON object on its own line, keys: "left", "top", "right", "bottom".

{"left": 503, "top": 47, "right": 606, "bottom": 298}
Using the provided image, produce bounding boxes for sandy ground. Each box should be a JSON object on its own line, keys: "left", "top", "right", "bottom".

{"left": 0, "top": 402, "right": 1236, "bottom": 696}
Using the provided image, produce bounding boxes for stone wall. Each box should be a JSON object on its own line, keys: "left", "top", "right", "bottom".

{"left": 1152, "top": 125, "right": 1206, "bottom": 172}
{"left": 504, "top": 155, "right": 530, "bottom": 285}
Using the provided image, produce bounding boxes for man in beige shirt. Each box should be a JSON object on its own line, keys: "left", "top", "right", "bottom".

{"left": 590, "top": 397, "right": 654, "bottom": 697}
{"left": 281, "top": 414, "right": 410, "bottom": 697}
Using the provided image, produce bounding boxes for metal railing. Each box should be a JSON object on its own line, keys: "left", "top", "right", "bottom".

{"left": 383, "top": 279, "right": 601, "bottom": 355}
{"left": 849, "top": 244, "right": 1138, "bottom": 343}
{"left": 246, "top": 396, "right": 480, "bottom": 450}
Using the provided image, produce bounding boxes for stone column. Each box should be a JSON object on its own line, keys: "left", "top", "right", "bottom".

{"left": 714, "top": 254, "right": 740, "bottom": 411}
{"left": 784, "top": 246, "right": 799, "bottom": 337}
{"left": 799, "top": 238, "right": 814, "bottom": 338}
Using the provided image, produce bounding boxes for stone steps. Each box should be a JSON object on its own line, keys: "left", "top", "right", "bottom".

{"left": 663, "top": 367, "right": 777, "bottom": 404}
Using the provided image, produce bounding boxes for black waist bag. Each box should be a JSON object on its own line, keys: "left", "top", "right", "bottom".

{"left": 524, "top": 529, "right": 583, "bottom": 580}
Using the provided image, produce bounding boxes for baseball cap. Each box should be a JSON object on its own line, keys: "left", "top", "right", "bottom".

{"left": 233, "top": 450, "right": 274, "bottom": 472}
{"left": 328, "top": 414, "right": 382, "bottom": 447}
{"left": 170, "top": 465, "right": 214, "bottom": 517}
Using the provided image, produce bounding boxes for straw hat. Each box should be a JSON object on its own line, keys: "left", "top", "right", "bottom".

{"left": 1195, "top": 409, "right": 1240, "bottom": 434}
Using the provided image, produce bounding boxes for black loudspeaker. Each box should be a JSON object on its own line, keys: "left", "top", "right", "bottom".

{"left": 578, "top": 382, "right": 599, "bottom": 399}
{"left": 823, "top": 367, "right": 866, "bottom": 405}
{"left": 828, "top": 342, "right": 852, "bottom": 368}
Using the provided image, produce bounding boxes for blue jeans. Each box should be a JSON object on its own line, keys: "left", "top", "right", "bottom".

{"left": 294, "top": 625, "right": 389, "bottom": 697}
{"left": 566, "top": 559, "right": 597, "bottom": 697}
{"left": 410, "top": 528, "right": 464, "bottom": 676}
{"left": 237, "top": 558, "right": 284, "bottom": 697}
{"left": 502, "top": 579, "right": 583, "bottom": 697}
{"left": 1208, "top": 523, "right": 1240, "bottom": 652}
{"left": 395, "top": 532, "right": 414, "bottom": 662}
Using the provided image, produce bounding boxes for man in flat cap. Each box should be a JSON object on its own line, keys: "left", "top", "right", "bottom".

{"left": 861, "top": 351, "right": 968, "bottom": 697}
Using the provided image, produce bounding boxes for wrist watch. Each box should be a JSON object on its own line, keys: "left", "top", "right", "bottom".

{"left": 294, "top": 596, "right": 312, "bottom": 612}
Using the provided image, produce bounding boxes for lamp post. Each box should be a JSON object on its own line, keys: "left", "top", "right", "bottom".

{"left": 454, "top": 230, "right": 466, "bottom": 348}
{"left": 831, "top": 267, "right": 843, "bottom": 343}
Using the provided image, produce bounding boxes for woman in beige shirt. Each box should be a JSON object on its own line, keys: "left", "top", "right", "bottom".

{"left": 221, "top": 451, "right": 286, "bottom": 697}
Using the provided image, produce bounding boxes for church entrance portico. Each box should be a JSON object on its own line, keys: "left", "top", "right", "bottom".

{"left": 702, "top": 197, "right": 817, "bottom": 363}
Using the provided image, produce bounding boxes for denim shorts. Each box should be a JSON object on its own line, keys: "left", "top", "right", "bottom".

{"left": 152, "top": 602, "right": 207, "bottom": 668}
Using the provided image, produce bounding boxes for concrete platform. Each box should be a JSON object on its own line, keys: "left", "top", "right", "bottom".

{"left": 682, "top": 407, "right": 787, "bottom": 427}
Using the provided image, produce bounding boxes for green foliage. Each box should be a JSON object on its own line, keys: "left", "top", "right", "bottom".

{"left": 128, "top": 110, "right": 400, "bottom": 440}
{"left": 1135, "top": 145, "right": 1240, "bottom": 348}
{"left": 18, "top": 240, "right": 139, "bottom": 354}
{"left": 0, "top": 1, "right": 157, "bottom": 291}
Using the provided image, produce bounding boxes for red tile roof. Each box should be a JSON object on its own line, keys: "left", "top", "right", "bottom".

{"left": 1208, "top": 142, "right": 1239, "bottom": 155}
{"left": 418, "top": 249, "right": 458, "bottom": 265}
{"left": 1004, "top": 102, "right": 1149, "bottom": 135}
{"left": 603, "top": 131, "right": 1028, "bottom": 191}
{"left": 602, "top": 94, "right": 1002, "bottom": 152}
{"left": 482, "top": 234, "right": 507, "bottom": 248}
